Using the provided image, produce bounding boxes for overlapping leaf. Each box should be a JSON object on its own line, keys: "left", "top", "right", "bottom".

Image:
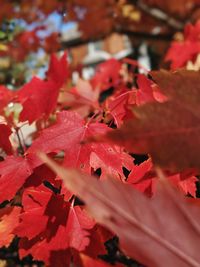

{"left": 0, "top": 206, "right": 21, "bottom": 247}
{"left": 18, "top": 53, "right": 68, "bottom": 123}
{"left": 105, "top": 89, "right": 135, "bottom": 127}
{"left": 40, "top": 153, "right": 200, "bottom": 267}
{"left": 15, "top": 185, "right": 94, "bottom": 266}
{"left": 59, "top": 78, "right": 99, "bottom": 117}
{"left": 28, "top": 110, "right": 133, "bottom": 179}
{"left": 91, "top": 59, "right": 122, "bottom": 91}
{"left": 0, "top": 156, "right": 32, "bottom": 203}
{"left": 0, "top": 86, "right": 14, "bottom": 114}
{"left": 103, "top": 69, "right": 200, "bottom": 172}
{"left": 128, "top": 159, "right": 197, "bottom": 197}
{"left": 166, "top": 21, "right": 200, "bottom": 69}
{"left": 0, "top": 124, "right": 12, "bottom": 155}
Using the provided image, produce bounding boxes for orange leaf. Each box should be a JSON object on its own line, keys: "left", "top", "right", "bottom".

{"left": 0, "top": 206, "right": 21, "bottom": 247}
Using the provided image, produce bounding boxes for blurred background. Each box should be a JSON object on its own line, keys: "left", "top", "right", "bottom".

{"left": 0, "top": 0, "right": 200, "bottom": 87}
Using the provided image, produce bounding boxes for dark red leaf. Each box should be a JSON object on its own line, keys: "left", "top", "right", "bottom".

{"left": 0, "top": 156, "right": 32, "bottom": 202}
{"left": 16, "top": 185, "right": 94, "bottom": 266}
{"left": 0, "top": 124, "right": 12, "bottom": 155}
{"left": 40, "top": 154, "right": 200, "bottom": 267}
{"left": 102, "top": 70, "right": 200, "bottom": 172}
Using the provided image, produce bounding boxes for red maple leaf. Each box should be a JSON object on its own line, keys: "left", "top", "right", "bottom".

{"left": 15, "top": 185, "right": 94, "bottom": 266}
{"left": 0, "top": 156, "right": 32, "bottom": 202}
{"left": 17, "top": 78, "right": 60, "bottom": 123}
{"left": 46, "top": 52, "right": 68, "bottom": 86}
{"left": 0, "top": 124, "right": 12, "bottom": 155}
{"left": 17, "top": 53, "right": 68, "bottom": 123}
{"left": 91, "top": 59, "right": 122, "bottom": 91}
{"left": 128, "top": 159, "right": 197, "bottom": 197}
{"left": 28, "top": 111, "right": 134, "bottom": 179}
{"left": 101, "top": 70, "right": 200, "bottom": 172}
{"left": 135, "top": 74, "right": 155, "bottom": 105}
{"left": 165, "top": 21, "right": 200, "bottom": 69}
{"left": 0, "top": 86, "right": 14, "bottom": 114}
{"left": 83, "top": 225, "right": 113, "bottom": 258}
{"left": 105, "top": 89, "right": 135, "bottom": 127}
{"left": 60, "top": 78, "right": 99, "bottom": 117}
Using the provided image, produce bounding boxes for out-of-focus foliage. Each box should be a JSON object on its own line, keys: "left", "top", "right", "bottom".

{"left": 0, "top": 0, "right": 200, "bottom": 86}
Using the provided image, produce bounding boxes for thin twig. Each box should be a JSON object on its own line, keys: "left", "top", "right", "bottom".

{"left": 15, "top": 127, "right": 25, "bottom": 155}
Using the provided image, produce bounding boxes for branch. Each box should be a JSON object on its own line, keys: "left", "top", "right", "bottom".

{"left": 136, "top": 0, "right": 185, "bottom": 30}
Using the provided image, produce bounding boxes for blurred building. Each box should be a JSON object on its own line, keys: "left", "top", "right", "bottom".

{"left": 61, "top": 22, "right": 134, "bottom": 80}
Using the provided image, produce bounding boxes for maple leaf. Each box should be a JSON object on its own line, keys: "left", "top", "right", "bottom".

{"left": 14, "top": 186, "right": 53, "bottom": 239}
{"left": 46, "top": 52, "right": 68, "bottom": 86}
{"left": 170, "top": 174, "right": 197, "bottom": 197}
{"left": 91, "top": 59, "right": 122, "bottom": 91}
{"left": 104, "top": 75, "right": 166, "bottom": 128}
{"left": 15, "top": 185, "right": 94, "bottom": 266}
{"left": 0, "top": 124, "right": 12, "bottom": 155}
{"left": 24, "top": 163, "right": 57, "bottom": 189}
{"left": 0, "top": 206, "right": 21, "bottom": 248}
{"left": 39, "top": 153, "right": 200, "bottom": 267}
{"left": 17, "top": 53, "right": 68, "bottom": 123}
{"left": 128, "top": 159, "right": 197, "bottom": 197}
{"left": 19, "top": 238, "right": 71, "bottom": 267}
{"left": 135, "top": 74, "right": 167, "bottom": 105}
{"left": 28, "top": 111, "right": 133, "bottom": 179}
{"left": 135, "top": 74, "right": 155, "bottom": 105}
{"left": 100, "top": 69, "right": 200, "bottom": 172}
{"left": 60, "top": 78, "right": 99, "bottom": 117}
{"left": 105, "top": 89, "right": 135, "bottom": 127}
{"left": 83, "top": 225, "right": 113, "bottom": 258}
{"left": 127, "top": 159, "right": 156, "bottom": 196}
{"left": 18, "top": 77, "right": 61, "bottom": 123}
{"left": 0, "top": 156, "right": 32, "bottom": 203}
{"left": 0, "top": 86, "right": 13, "bottom": 114}
{"left": 165, "top": 21, "right": 200, "bottom": 69}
